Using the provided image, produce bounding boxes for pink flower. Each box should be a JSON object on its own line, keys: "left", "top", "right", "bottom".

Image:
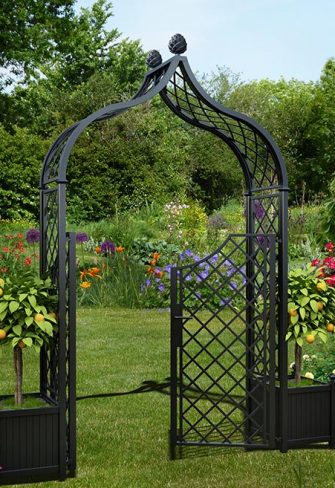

{"left": 311, "top": 259, "right": 320, "bottom": 267}
{"left": 323, "top": 256, "right": 335, "bottom": 270}
{"left": 325, "top": 242, "right": 334, "bottom": 252}
{"left": 326, "top": 275, "right": 335, "bottom": 287}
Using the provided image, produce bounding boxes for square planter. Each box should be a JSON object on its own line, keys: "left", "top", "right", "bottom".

{"left": 249, "top": 377, "right": 334, "bottom": 447}
{"left": 0, "top": 394, "right": 60, "bottom": 485}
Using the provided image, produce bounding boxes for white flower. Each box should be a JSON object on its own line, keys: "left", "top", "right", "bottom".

{"left": 303, "top": 354, "right": 310, "bottom": 361}
{"left": 289, "top": 362, "right": 295, "bottom": 369}
{"left": 305, "top": 372, "right": 314, "bottom": 380}
{"left": 332, "top": 369, "right": 335, "bottom": 375}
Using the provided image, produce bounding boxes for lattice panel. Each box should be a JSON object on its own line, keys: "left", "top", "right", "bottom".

{"left": 162, "top": 65, "right": 280, "bottom": 190}
{"left": 172, "top": 234, "right": 276, "bottom": 447}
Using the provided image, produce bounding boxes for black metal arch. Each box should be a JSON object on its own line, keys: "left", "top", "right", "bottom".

{"left": 40, "top": 55, "right": 288, "bottom": 192}
{"left": 39, "top": 39, "right": 289, "bottom": 478}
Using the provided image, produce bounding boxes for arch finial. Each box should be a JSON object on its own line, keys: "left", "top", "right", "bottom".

{"left": 168, "top": 33, "right": 187, "bottom": 54}
{"left": 146, "top": 49, "right": 162, "bottom": 68}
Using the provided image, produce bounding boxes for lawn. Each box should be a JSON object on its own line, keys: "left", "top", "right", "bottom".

{"left": 1, "top": 308, "right": 335, "bottom": 488}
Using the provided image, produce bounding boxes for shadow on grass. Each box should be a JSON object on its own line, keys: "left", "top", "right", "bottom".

{"left": 76, "top": 377, "right": 244, "bottom": 405}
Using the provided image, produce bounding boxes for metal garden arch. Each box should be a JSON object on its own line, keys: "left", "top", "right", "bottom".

{"left": 39, "top": 34, "right": 289, "bottom": 478}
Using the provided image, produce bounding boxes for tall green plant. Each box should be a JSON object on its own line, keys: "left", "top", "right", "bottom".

{"left": 0, "top": 274, "right": 57, "bottom": 406}
{"left": 286, "top": 264, "right": 335, "bottom": 382}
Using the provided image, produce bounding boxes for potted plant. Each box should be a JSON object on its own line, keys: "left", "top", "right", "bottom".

{"left": 0, "top": 272, "right": 59, "bottom": 478}
{"left": 250, "top": 259, "right": 335, "bottom": 447}
{"left": 286, "top": 262, "right": 335, "bottom": 383}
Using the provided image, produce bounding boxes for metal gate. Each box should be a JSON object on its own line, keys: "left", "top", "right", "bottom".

{"left": 170, "top": 233, "right": 277, "bottom": 455}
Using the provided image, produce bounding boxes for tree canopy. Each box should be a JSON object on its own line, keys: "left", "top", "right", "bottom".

{"left": 0, "top": 1, "right": 334, "bottom": 222}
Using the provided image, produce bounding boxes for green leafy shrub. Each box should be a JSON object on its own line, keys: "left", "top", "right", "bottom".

{"left": 0, "top": 274, "right": 57, "bottom": 406}
{"left": 286, "top": 264, "right": 335, "bottom": 381}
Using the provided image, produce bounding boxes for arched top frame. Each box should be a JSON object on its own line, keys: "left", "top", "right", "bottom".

{"left": 40, "top": 54, "right": 288, "bottom": 194}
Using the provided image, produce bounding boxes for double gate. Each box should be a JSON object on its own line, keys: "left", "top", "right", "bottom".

{"left": 170, "top": 233, "right": 277, "bottom": 455}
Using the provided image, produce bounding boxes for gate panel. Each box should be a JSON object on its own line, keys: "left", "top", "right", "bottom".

{"left": 170, "top": 233, "right": 276, "bottom": 454}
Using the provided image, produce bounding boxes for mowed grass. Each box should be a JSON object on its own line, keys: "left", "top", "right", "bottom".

{"left": 1, "top": 308, "right": 335, "bottom": 487}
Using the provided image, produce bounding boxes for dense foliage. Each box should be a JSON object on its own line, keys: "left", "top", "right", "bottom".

{"left": 1, "top": 1, "right": 335, "bottom": 223}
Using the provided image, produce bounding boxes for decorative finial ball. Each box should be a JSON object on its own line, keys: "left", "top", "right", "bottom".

{"left": 146, "top": 50, "right": 162, "bottom": 68}
{"left": 168, "top": 33, "right": 187, "bottom": 54}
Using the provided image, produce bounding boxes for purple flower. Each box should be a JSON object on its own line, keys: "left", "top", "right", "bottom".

{"left": 257, "top": 235, "right": 270, "bottom": 248}
{"left": 196, "top": 271, "right": 208, "bottom": 282}
{"left": 76, "top": 232, "right": 89, "bottom": 243}
{"left": 26, "top": 228, "right": 40, "bottom": 244}
{"left": 101, "top": 240, "right": 115, "bottom": 254}
{"left": 193, "top": 255, "right": 201, "bottom": 262}
{"left": 158, "top": 284, "right": 165, "bottom": 292}
{"left": 164, "top": 264, "right": 172, "bottom": 274}
{"left": 195, "top": 292, "right": 202, "bottom": 300}
{"left": 146, "top": 279, "right": 151, "bottom": 287}
{"left": 254, "top": 200, "right": 265, "bottom": 220}
{"left": 220, "top": 298, "right": 231, "bottom": 306}
{"left": 185, "top": 249, "right": 193, "bottom": 257}
{"left": 227, "top": 267, "right": 236, "bottom": 277}
{"left": 223, "top": 259, "right": 234, "bottom": 268}
{"left": 229, "top": 281, "right": 238, "bottom": 291}
{"left": 210, "top": 254, "right": 218, "bottom": 264}
{"left": 185, "top": 274, "right": 192, "bottom": 281}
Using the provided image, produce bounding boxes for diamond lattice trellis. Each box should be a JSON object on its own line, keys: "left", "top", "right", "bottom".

{"left": 171, "top": 234, "right": 276, "bottom": 449}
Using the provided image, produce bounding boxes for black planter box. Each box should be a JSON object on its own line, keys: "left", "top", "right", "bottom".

{"left": 250, "top": 377, "right": 334, "bottom": 447}
{"left": 0, "top": 395, "right": 60, "bottom": 485}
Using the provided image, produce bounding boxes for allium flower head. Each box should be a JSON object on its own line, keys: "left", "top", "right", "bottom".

{"left": 101, "top": 240, "right": 115, "bottom": 254}
{"left": 76, "top": 232, "right": 89, "bottom": 243}
{"left": 26, "top": 228, "right": 40, "bottom": 244}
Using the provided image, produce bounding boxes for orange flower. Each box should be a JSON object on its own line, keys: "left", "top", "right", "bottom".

{"left": 95, "top": 246, "right": 101, "bottom": 254}
{"left": 80, "top": 269, "right": 89, "bottom": 281}
{"left": 90, "top": 267, "right": 100, "bottom": 276}
{"left": 147, "top": 266, "right": 155, "bottom": 274}
{"left": 149, "top": 259, "right": 157, "bottom": 266}
{"left": 80, "top": 281, "right": 91, "bottom": 289}
{"left": 17, "top": 233, "right": 23, "bottom": 239}
{"left": 152, "top": 252, "right": 160, "bottom": 260}
{"left": 155, "top": 270, "right": 164, "bottom": 278}
{"left": 24, "top": 257, "right": 32, "bottom": 266}
{"left": 116, "top": 246, "right": 125, "bottom": 252}
{"left": 2, "top": 247, "right": 9, "bottom": 253}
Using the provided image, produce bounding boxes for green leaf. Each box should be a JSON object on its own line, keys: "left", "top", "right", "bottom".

{"left": 9, "top": 301, "right": 20, "bottom": 313}
{"left": 12, "top": 324, "right": 22, "bottom": 336}
{"left": 310, "top": 300, "right": 318, "bottom": 313}
{"left": 22, "top": 337, "right": 32, "bottom": 347}
{"left": 299, "top": 307, "right": 306, "bottom": 320}
{"left": 299, "top": 296, "right": 310, "bottom": 307}
{"left": 297, "top": 337, "right": 303, "bottom": 347}
{"left": 301, "top": 288, "right": 308, "bottom": 296}
{"left": 11, "top": 337, "right": 19, "bottom": 348}
{"left": 291, "top": 314, "right": 299, "bottom": 325}
{"left": 19, "top": 293, "right": 28, "bottom": 302}
{"left": 28, "top": 295, "right": 36, "bottom": 308}
{"left": 44, "top": 322, "right": 53, "bottom": 336}
{"left": 25, "top": 316, "right": 34, "bottom": 326}
{"left": 0, "top": 310, "right": 7, "bottom": 321}
{"left": 285, "top": 331, "right": 292, "bottom": 341}
{"left": 0, "top": 302, "right": 8, "bottom": 313}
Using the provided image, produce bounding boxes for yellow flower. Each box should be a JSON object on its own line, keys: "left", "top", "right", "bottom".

{"left": 80, "top": 281, "right": 91, "bottom": 289}
{"left": 116, "top": 246, "right": 125, "bottom": 252}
